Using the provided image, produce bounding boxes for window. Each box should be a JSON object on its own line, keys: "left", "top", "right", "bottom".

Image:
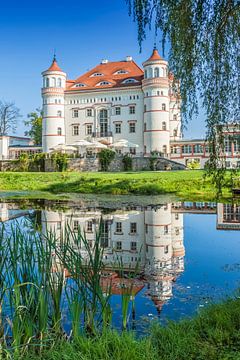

{"left": 57, "top": 110, "right": 62, "bottom": 117}
{"left": 173, "top": 129, "right": 178, "bottom": 137}
{"left": 122, "top": 78, "right": 138, "bottom": 84}
{"left": 175, "top": 228, "right": 180, "bottom": 235}
{"left": 154, "top": 67, "right": 160, "bottom": 77}
{"left": 129, "top": 106, "right": 135, "bottom": 114}
{"left": 73, "top": 220, "right": 79, "bottom": 232}
{"left": 145, "top": 224, "right": 148, "bottom": 234}
{"left": 46, "top": 78, "right": 49, "bottom": 87}
{"left": 116, "top": 241, "right": 122, "bottom": 250}
{"left": 97, "top": 81, "right": 111, "bottom": 86}
{"left": 115, "top": 107, "right": 121, "bottom": 115}
{"left": 173, "top": 114, "right": 177, "bottom": 121}
{"left": 57, "top": 222, "right": 61, "bottom": 230}
{"left": 175, "top": 213, "right": 179, "bottom": 220}
{"left": 144, "top": 123, "right": 147, "bottom": 131}
{"left": 51, "top": 77, "right": 56, "bottom": 87}
{"left": 99, "top": 109, "right": 108, "bottom": 136}
{"left": 57, "top": 78, "right": 62, "bottom": 87}
{"left": 162, "top": 103, "right": 166, "bottom": 111}
{"left": 182, "top": 145, "right": 192, "bottom": 154}
{"left": 115, "top": 123, "right": 121, "bottom": 134}
{"left": 115, "top": 69, "right": 129, "bottom": 75}
{"left": 86, "top": 221, "right": 93, "bottom": 232}
{"left": 92, "top": 73, "right": 104, "bottom": 77}
{"left": 131, "top": 242, "right": 137, "bottom": 251}
{"left": 55, "top": 99, "right": 58, "bottom": 104}
{"left": 162, "top": 122, "right": 167, "bottom": 131}
{"left": 115, "top": 222, "right": 122, "bottom": 233}
{"left": 75, "top": 83, "right": 86, "bottom": 87}
{"left": 144, "top": 69, "right": 147, "bottom": 78}
{"left": 144, "top": 105, "right": 147, "bottom": 112}
{"left": 57, "top": 127, "right": 62, "bottom": 136}
{"left": 129, "top": 122, "right": 136, "bottom": 133}
{"left": 130, "top": 222, "right": 137, "bottom": 234}
{"left": 73, "top": 109, "right": 79, "bottom": 118}
{"left": 164, "top": 245, "right": 169, "bottom": 254}
{"left": 87, "top": 109, "right": 92, "bottom": 117}
{"left": 164, "top": 225, "right": 168, "bottom": 234}
{"left": 193, "top": 144, "right": 203, "bottom": 154}
{"left": 130, "top": 147, "right": 136, "bottom": 155}
{"left": 163, "top": 145, "right": 167, "bottom": 154}
{"left": 73, "top": 125, "right": 79, "bottom": 136}
{"left": 86, "top": 124, "right": 92, "bottom": 135}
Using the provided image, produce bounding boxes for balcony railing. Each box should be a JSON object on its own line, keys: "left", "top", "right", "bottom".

{"left": 92, "top": 131, "right": 113, "bottom": 138}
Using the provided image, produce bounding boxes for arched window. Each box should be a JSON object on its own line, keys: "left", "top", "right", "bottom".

{"left": 162, "top": 122, "right": 167, "bottom": 131}
{"left": 162, "top": 103, "right": 166, "bottom": 111}
{"left": 57, "top": 78, "right": 62, "bottom": 87}
{"left": 149, "top": 68, "right": 153, "bottom": 78}
{"left": 174, "top": 129, "right": 178, "bottom": 137}
{"left": 99, "top": 109, "right": 108, "bottom": 136}
{"left": 57, "top": 110, "right": 62, "bottom": 117}
{"left": 46, "top": 78, "right": 49, "bottom": 87}
{"left": 173, "top": 114, "right": 177, "bottom": 121}
{"left": 144, "top": 69, "right": 147, "bottom": 78}
{"left": 51, "top": 77, "right": 56, "bottom": 87}
{"left": 57, "top": 127, "right": 62, "bottom": 136}
{"left": 154, "top": 67, "right": 160, "bottom": 77}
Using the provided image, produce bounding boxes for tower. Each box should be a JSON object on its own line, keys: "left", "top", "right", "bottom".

{"left": 41, "top": 56, "right": 66, "bottom": 152}
{"left": 142, "top": 48, "right": 170, "bottom": 156}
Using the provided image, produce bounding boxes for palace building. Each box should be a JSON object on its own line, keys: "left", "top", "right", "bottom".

{"left": 0, "top": 48, "right": 239, "bottom": 169}
{"left": 40, "top": 49, "right": 240, "bottom": 169}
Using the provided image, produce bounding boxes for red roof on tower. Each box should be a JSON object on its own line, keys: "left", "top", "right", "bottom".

{"left": 46, "top": 56, "right": 63, "bottom": 72}
{"left": 146, "top": 48, "right": 163, "bottom": 62}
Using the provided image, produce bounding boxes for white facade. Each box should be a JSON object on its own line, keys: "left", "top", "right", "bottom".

{"left": 41, "top": 50, "right": 181, "bottom": 156}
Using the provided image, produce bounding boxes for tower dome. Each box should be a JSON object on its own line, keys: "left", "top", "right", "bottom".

{"left": 41, "top": 56, "right": 66, "bottom": 153}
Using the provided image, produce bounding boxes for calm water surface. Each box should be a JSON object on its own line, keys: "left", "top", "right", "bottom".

{"left": 1, "top": 198, "right": 239, "bottom": 332}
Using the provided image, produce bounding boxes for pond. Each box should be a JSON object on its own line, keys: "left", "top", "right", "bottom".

{"left": 0, "top": 196, "right": 240, "bottom": 334}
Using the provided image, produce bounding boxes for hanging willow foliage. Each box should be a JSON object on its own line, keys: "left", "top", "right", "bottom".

{"left": 126, "top": 0, "right": 240, "bottom": 193}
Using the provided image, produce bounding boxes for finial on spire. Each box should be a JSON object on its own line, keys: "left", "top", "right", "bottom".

{"left": 53, "top": 49, "right": 56, "bottom": 62}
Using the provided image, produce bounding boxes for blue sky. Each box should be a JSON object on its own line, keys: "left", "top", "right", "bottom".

{"left": 0, "top": 0, "right": 205, "bottom": 138}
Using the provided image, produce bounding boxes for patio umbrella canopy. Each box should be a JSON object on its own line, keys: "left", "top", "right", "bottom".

{"left": 110, "top": 139, "right": 139, "bottom": 148}
{"left": 86, "top": 141, "right": 108, "bottom": 149}
{"left": 71, "top": 140, "right": 92, "bottom": 147}
{"left": 50, "top": 144, "right": 77, "bottom": 152}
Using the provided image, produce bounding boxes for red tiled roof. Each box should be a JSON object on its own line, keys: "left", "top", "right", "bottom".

{"left": 66, "top": 60, "right": 144, "bottom": 91}
{"left": 47, "top": 59, "right": 63, "bottom": 72}
{"left": 146, "top": 48, "right": 163, "bottom": 62}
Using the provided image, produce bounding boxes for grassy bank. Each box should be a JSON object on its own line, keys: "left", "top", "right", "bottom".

{"left": 25, "top": 297, "right": 240, "bottom": 360}
{"left": 0, "top": 170, "right": 235, "bottom": 200}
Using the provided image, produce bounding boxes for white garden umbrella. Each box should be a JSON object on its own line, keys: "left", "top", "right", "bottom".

{"left": 110, "top": 139, "right": 139, "bottom": 148}
{"left": 71, "top": 140, "right": 92, "bottom": 147}
{"left": 86, "top": 141, "right": 108, "bottom": 149}
{"left": 50, "top": 144, "right": 77, "bottom": 152}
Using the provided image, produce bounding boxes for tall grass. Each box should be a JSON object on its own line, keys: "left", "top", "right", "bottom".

{"left": 0, "top": 218, "right": 138, "bottom": 357}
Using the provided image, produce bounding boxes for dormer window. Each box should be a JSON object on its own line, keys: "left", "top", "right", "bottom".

{"left": 97, "top": 81, "right": 111, "bottom": 86}
{"left": 75, "top": 83, "right": 86, "bottom": 88}
{"left": 91, "top": 73, "right": 104, "bottom": 77}
{"left": 122, "top": 78, "right": 138, "bottom": 84}
{"left": 114, "top": 69, "right": 129, "bottom": 75}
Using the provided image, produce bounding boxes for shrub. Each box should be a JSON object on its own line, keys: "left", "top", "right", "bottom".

{"left": 17, "top": 153, "right": 30, "bottom": 171}
{"left": 122, "top": 154, "right": 133, "bottom": 171}
{"left": 98, "top": 149, "right": 115, "bottom": 171}
{"left": 187, "top": 160, "right": 201, "bottom": 170}
{"left": 51, "top": 152, "right": 68, "bottom": 172}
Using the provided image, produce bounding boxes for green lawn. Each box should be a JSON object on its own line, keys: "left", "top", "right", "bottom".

{"left": 0, "top": 170, "right": 234, "bottom": 200}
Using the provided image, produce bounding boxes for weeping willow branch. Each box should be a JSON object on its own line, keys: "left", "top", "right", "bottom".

{"left": 126, "top": 0, "right": 240, "bottom": 193}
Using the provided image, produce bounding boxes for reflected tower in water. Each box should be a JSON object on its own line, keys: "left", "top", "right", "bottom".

{"left": 41, "top": 203, "right": 185, "bottom": 311}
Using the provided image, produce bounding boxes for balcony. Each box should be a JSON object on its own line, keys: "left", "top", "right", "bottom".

{"left": 92, "top": 131, "right": 113, "bottom": 138}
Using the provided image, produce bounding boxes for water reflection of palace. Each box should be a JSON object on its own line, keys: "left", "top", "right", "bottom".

{"left": 41, "top": 204, "right": 184, "bottom": 311}
{"left": 1, "top": 200, "right": 240, "bottom": 312}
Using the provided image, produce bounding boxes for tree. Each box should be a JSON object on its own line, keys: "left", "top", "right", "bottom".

{"left": 24, "top": 109, "right": 43, "bottom": 145}
{"left": 127, "top": 0, "right": 240, "bottom": 190}
{"left": 0, "top": 100, "right": 21, "bottom": 135}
